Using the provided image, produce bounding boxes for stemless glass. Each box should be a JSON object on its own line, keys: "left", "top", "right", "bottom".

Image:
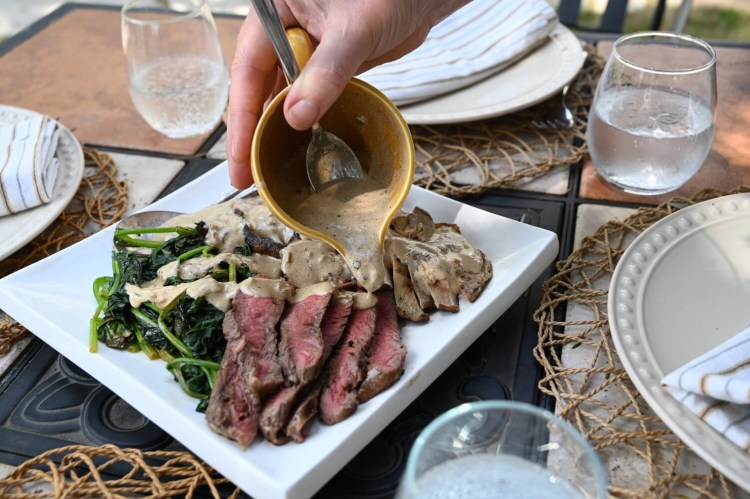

{"left": 587, "top": 31, "right": 717, "bottom": 195}
{"left": 397, "top": 400, "right": 607, "bottom": 499}
{"left": 121, "top": 0, "right": 229, "bottom": 139}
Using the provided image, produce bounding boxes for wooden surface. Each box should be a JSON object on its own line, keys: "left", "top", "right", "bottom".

{"left": 580, "top": 42, "right": 750, "bottom": 204}
{"left": 0, "top": 7, "right": 243, "bottom": 155}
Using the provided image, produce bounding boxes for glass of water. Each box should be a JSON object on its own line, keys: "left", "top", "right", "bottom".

{"left": 397, "top": 400, "right": 607, "bottom": 499}
{"left": 587, "top": 32, "right": 717, "bottom": 195}
{"left": 121, "top": 0, "right": 229, "bottom": 139}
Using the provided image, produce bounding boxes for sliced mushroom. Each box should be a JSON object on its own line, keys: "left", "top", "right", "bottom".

{"left": 391, "top": 253, "right": 429, "bottom": 322}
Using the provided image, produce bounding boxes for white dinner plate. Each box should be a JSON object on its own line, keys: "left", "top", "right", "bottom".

{"left": 0, "top": 104, "right": 84, "bottom": 261}
{"left": 0, "top": 162, "right": 558, "bottom": 499}
{"left": 609, "top": 193, "right": 750, "bottom": 492}
{"left": 399, "top": 24, "right": 587, "bottom": 125}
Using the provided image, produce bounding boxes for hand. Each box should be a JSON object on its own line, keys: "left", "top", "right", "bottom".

{"left": 227, "top": 0, "right": 470, "bottom": 188}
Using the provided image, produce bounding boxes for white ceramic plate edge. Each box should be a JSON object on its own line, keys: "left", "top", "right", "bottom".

{"left": 399, "top": 24, "right": 586, "bottom": 125}
{"left": 608, "top": 193, "right": 750, "bottom": 492}
{"left": 0, "top": 163, "right": 559, "bottom": 498}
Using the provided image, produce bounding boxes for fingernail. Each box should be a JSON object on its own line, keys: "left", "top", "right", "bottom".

{"left": 288, "top": 99, "right": 319, "bottom": 129}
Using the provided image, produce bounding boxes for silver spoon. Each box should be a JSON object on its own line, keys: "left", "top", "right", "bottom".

{"left": 250, "top": 0, "right": 364, "bottom": 191}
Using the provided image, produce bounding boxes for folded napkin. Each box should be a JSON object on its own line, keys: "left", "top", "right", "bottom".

{"left": 662, "top": 325, "right": 750, "bottom": 451}
{"left": 358, "top": 0, "right": 559, "bottom": 106}
{"left": 0, "top": 114, "right": 60, "bottom": 216}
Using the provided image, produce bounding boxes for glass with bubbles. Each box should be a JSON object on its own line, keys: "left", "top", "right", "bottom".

{"left": 396, "top": 401, "right": 607, "bottom": 499}
{"left": 121, "top": 0, "right": 229, "bottom": 139}
{"left": 587, "top": 31, "right": 717, "bottom": 195}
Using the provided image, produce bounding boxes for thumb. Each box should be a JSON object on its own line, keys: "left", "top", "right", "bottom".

{"left": 283, "top": 31, "right": 366, "bottom": 130}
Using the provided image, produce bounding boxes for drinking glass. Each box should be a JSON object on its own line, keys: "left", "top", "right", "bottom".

{"left": 587, "top": 31, "right": 717, "bottom": 195}
{"left": 121, "top": 0, "right": 229, "bottom": 139}
{"left": 397, "top": 400, "right": 607, "bottom": 499}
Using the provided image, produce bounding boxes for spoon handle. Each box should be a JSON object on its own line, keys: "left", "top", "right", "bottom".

{"left": 250, "top": 0, "right": 300, "bottom": 83}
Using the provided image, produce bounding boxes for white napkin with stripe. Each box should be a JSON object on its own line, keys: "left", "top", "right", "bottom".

{"left": 662, "top": 325, "right": 750, "bottom": 451}
{"left": 0, "top": 114, "right": 60, "bottom": 216}
{"left": 358, "top": 0, "right": 559, "bottom": 106}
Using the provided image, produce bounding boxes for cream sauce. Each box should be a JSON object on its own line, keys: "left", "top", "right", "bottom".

{"left": 151, "top": 253, "right": 282, "bottom": 286}
{"left": 125, "top": 276, "right": 292, "bottom": 312}
{"left": 387, "top": 224, "right": 485, "bottom": 292}
{"left": 281, "top": 239, "right": 354, "bottom": 288}
{"left": 165, "top": 197, "right": 295, "bottom": 252}
{"left": 285, "top": 174, "right": 392, "bottom": 293}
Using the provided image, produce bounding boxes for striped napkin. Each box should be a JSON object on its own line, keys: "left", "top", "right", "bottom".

{"left": 358, "top": 0, "right": 559, "bottom": 106}
{"left": 0, "top": 114, "right": 60, "bottom": 217}
{"left": 662, "top": 325, "right": 750, "bottom": 451}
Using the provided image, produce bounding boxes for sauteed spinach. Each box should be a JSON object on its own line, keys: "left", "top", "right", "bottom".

{"left": 90, "top": 222, "right": 252, "bottom": 411}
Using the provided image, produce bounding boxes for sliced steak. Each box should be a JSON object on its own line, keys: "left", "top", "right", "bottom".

{"left": 232, "top": 290, "right": 286, "bottom": 396}
{"left": 278, "top": 285, "right": 332, "bottom": 385}
{"left": 243, "top": 225, "right": 286, "bottom": 257}
{"left": 285, "top": 382, "right": 322, "bottom": 443}
{"left": 205, "top": 313, "right": 259, "bottom": 447}
{"left": 283, "top": 293, "right": 355, "bottom": 441}
{"left": 319, "top": 305, "right": 377, "bottom": 425}
{"left": 358, "top": 288, "right": 406, "bottom": 403}
{"left": 320, "top": 293, "right": 355, "bottom": 358}
{"left": 206, "top": 289, "right": 286, "bottom": 446}
{"left": 259, "top": 384, "right": 304, "bottom": 445}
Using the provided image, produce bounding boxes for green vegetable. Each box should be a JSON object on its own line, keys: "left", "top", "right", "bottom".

{"left": 90, "top": 221, "right": 239, "bottom": 410}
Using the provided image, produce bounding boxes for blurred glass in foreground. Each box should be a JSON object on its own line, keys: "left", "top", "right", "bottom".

{"left": 397, "top": 400, "right": 607, "bottom": 499}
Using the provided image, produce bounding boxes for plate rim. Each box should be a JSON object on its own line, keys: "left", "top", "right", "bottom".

{"left": 398, "top": 24, "right": 586, "bottom": 125}
{"left": 608, "top": 193, "right": 750, "bottom": 492}
{"left": 0, "top": 104, "right": 85, "bottom": 260}
{"left": 0, "top": 162, "right": 559, "bottom": 499}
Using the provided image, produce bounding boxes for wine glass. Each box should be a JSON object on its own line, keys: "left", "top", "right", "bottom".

{"left": 121, "top": 0, "right": 229, "bottom": 139}
{"left": 396, "top": 401, "right": 607, "bottom": 499}
{"left": 587, "top": 32, "right": 717, "bottom": 195}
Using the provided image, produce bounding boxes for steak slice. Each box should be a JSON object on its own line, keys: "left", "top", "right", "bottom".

{"left": 319, "top": 305, "right": 377, "bottom": 425}
{"left": 205, "top": 313, "right": 259, "bottom": 447}
{"left": 285, "top": 294, "right": 355, "bottom": 441}
{"left": 206, "top": 289, "right": 286, "bottom": 447}
{"left": 232, "top": 291, "right": 286, "bottom": 397}
{"left": 358, "top": 288, "right": 406, "bottom": 403}
{"left": 259, "top": 384, "right": 304, "bottom": 445}
{"left": 285, "top": 382, "right": 322, "bottom": 443}
{"left": 278, "top": 284, "right": 332, "bottom": 385}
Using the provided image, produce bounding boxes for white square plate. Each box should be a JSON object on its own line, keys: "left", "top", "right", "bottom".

{"left": 0, "top": 162, "right": 558, "bottom": 498}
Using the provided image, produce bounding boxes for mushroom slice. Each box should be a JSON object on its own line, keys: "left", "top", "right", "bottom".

{"left": 459, "top": 250, "right": 493, "bottom": 302}
{"left": 391, "top": 253, "right": 428, "bottom": 322}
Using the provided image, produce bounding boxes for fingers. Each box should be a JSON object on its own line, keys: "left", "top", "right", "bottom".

{"left": 226, "top": 15, "right": 280, "bottom": 188}
{"left": 283, "top": 30, "right": 369, "bottom": 130}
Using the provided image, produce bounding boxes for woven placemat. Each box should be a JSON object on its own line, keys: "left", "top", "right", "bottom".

{"left": 0, "top": 148, "right": 127, "bottom": 356}
{"left": 533, "top": 187, "right": 750, "bottom": 498}
{"left": 411, "top": 42, "right": 602, "bottom": 197}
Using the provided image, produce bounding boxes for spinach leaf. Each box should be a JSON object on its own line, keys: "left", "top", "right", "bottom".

{"left": 168, "top": 296, "right": 226, "bottom": 360}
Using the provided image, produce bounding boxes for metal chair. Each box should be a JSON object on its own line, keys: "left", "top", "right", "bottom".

{"left": 557, "top": 0, "right": 693, "bottom": 33}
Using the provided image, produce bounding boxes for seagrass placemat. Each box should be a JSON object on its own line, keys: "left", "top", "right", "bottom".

{"left": 533, "top": 187, "right": 750, "bottom": 498}
{"left": 410, "top": 42, "right": 603, "bottom": 197}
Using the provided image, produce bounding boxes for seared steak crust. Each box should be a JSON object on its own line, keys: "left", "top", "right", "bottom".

{"left": 205, "top": 313, "right": 259, "bottom": 447}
